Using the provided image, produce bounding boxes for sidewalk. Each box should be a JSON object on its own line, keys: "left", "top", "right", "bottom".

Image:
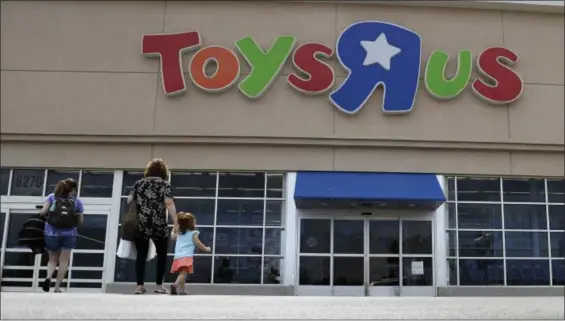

{"left": 1, "top": 292, "right": 563, "bottom": 319}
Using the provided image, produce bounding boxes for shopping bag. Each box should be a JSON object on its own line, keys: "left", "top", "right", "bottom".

{"left": 116, "top": 238, "right": 157, "bottom": 262}
{"left": 116, "top": 239, "right": 136, "bottom": 260}
{"left": 121, "top": 201, "right": 138, "bottom": 242}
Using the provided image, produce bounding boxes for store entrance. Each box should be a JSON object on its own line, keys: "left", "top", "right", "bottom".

{"left": 297, "top": 214, "right": 434, "bottom": 297}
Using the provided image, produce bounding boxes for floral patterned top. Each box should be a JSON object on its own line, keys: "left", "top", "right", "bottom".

{"left": 129, "top": 177, "right": 173, "bottom": 240}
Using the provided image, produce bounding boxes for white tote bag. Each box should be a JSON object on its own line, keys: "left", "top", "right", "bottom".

{"left": 116, "top": 239, "right": 157, "bottom": 261}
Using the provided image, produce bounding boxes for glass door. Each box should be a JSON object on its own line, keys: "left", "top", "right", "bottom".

{"left": 367, "top": 218, "right": 434, "bottom": 297}
{"left": 297, "top": 218, "right": 332, "bottom": 296}
{"left": 332, "top": 219, "right": 365, "bottom": 296}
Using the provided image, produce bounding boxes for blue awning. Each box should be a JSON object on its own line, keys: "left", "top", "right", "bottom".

{"left": 294, "top": 171, "right": 446, "bottom": 210}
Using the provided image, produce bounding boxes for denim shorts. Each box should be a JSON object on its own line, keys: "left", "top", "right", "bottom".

{"left": 44, "top": 235, "right": 77, "bottom": 252}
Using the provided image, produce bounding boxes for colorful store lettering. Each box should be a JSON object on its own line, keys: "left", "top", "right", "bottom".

{"left": 142, "top": 21, "right": 523, "bottom": 114}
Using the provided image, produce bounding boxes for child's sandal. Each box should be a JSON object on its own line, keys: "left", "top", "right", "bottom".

{"left": 170, "top": 284, "right": 178, "bottom": 295}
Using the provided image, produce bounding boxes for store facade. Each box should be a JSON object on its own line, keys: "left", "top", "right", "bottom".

{"left": 1, "top": 1, "right": 563, "bottom": 296}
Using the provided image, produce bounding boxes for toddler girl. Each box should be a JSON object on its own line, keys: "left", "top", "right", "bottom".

{"left": 170, "top": 212, "right": 211, "bottom": 295}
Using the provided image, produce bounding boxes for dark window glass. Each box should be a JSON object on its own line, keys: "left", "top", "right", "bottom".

{"left": 187, "top": 256, "right": 212, "bottom": 283}
{"left": 446, "top": 177, "right": 455, "bottom": 201}
{"left": 300, "top": 219, "right": 330, "bottom": 254}
{"left": 76, "top": 214, "right": 107, "bottom": 250}
{"left": 3, "top": 269, "right": 34, "bottom": 279}
{"left": 458, "top": 231, "right": 503, "bottom": 257}
{"left": 214, "top": 228, "right": 262, "bottom": 255}
{"left": 369, "top": 257, "right": 400, "bottom": 286}
{"left": 506, "top": 259, "right": 550, "bottom": 286}
{"left": 458, "top": 203, "right": 502, "bottom": 229}
{"left": 457, "top": 177, "right": 500, "bottom": 202}
{"left": 265, "top": 200, "right": 283, "bottom": 227}
{"left": 549, "top": 206, "right": 565, "bottom": 230}
{"left": 7, "top": 213, "right": 35, "bottom": 248}
{"left": 299, "top": 256, "right": 330, "bottom": 285}
{"left": 459, "top": 259, "right": 504, "bottom": 286}
{"left": 547, "top": 179, "right": 564, "bottom": 203}
{"left": 263, "top": 257, "right": 282, "bottom": 284}
{"left": 218, "top": 172, "right": 264, "bottom": 198}
{"left": 264, "top": 228, "right": 282, "bottom": 255}
{"left": 505, "top": 231, "right": 549, "bottom": 257}
{"left": 402, "top": 257, "right": 433, "bottom": 286}
{"left": 71, "top": 270, "right": 103, "bottom": 280}
{"left": 46, "top": 170, "right": 79, "bottom": 195}
{"left": 121, "top": 171, "right": 144, "bottom": 195}
{"left": 174, "top": 199, "right": 215, "bottom": 226}
{"left": 448, "top": 259, "right": 458, "bottom": 286}
{"left": 266, "top": 174, "right": 284, "bottom": 198}
{"left": 216, "top": 199, "right": 263, "bottom": 226}
{"left": 402, "top": 221, "right": 432, "bottom": 255}
{"left": 369, "top": 220, "right": 399, "bottom": 255}
{"left": 114, "top": 255, "right": 174, "bottom": 283}
{"left": 504, "top": 204, "right": 547, "bottom": 230}
{"left": 503, "top": 178, "right": 545, "bottom": 203}
{"left": 10, "top": 169, "right": 44, "bottom": 196}
{"left": 552, "top": 260, "right": 564, "bottom": 285}
{"left": 71, "top": 253, "right": 104, "bottom": 267}
{"left": 214, "top": 256, "right": 261, "bottom": 284}
{"left": 80, "top": 171, "right": 113, "bottom": 197}
{"left": 550, "top": 232, "right": 564, "bottom": 257}
{"left": 334, "top": 220, "right": 364, "bottom": 254}
{"left": 0, "top": 212, "right": 5, "bottom": 248}
{"left": 448, "top": 230, "right": 457, "bottom": 257}
{"left": 1, "top": 168, "right": 10, "bottom": 195}
{"left": 4, "top": 252, "right": 35, "bottom": 266}
{"left": 170, "top": 172, "right": 216, "bottom": 197}
{"left": 69, "top": 282, "right": 102, "bottom": 289}
{"left": 447, "top": 203, "right": 456, "bottom": 229}
{"left": 334, "top": 257, "right": 364, "bottom": 286}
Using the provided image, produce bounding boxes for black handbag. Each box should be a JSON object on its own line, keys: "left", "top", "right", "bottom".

{"left": 120, "top": 201, "right": 138, "bottom": 242}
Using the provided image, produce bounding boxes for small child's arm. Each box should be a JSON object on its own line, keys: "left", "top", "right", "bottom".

{"left": 170, "top": 229, "right": 178, "bottom": 241}
{"left": 192, "top": 233, "right": 211, "bottom": 253}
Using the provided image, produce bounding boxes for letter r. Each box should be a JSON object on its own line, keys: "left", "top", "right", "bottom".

{"left": 142, "top": 32, "right": 201, "bottom": 96}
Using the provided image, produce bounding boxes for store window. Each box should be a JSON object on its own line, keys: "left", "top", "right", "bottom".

{"left": 10, "top": 169, "right": 45, "bottom": 196}
{"left": 79, "top": 171, "right": 114, "bottom": 197}
{"left": 446, "top": 176, "right": 564, "bottom": 287}
{"left": 114, "top": 171, "right": 285, "bottom": 284}
{"left": 45, "top": 169, "right": 80, "bottom": 195}
{"left": 1, "top": 168, "right": 10, "bottom": 195}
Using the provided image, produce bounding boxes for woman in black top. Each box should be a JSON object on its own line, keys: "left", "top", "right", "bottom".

{"left": 128, "top": 158, "right": 179, "bottom": 294}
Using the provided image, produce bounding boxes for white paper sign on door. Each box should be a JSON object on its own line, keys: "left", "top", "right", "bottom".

{"left": 411, "top": 261, "right": 424, "bottom": 275}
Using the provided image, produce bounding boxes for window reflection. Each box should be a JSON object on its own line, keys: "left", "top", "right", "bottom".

{"left": 458, "top": 231, "right": 503, "bottom": 257}
{"left": 458, "top": 204, "right": 501, "bottom": 230}
{"left": 265, "top": 200, "right": 283, "bottom": 227}
{"left": 7, "top": 213, "right": 35, "bottom": 248}
{"left": 547, "top": 179, "right": 564, "bottom": 203}
{"left": 300, "top": 219, "right": 330, "bottom": 254}
{"left": 333, "top": 220, "right": 364, "bottom": 254}
{"left": 4, "top": 252, "right": 35, "bottom": 266}
{"left": 299, "top": 256, "right": 330, "bottom": 285}
{"left": 505, "top": 231, "right": 548, "bottom": 257}
{"left": 369, "top": 220, "right": 399, "bottom": 255}
{"left": 446, "top": 177, "right": 455, "bottom": 201}
{"left": 459, "top": 259, "right": 504, "bottom": 286}
{"left": 369, "top": 257, "right": 399, "bottom": 286}
{"left": 80, "top": 171, "right": 113, "bottom": 197}
{"left": 550, "top": 232, "right": 564, "bottom": 257}
{"left": 506, "top": 259, "right": 550, "bottom": 286}
{"left": 263, "top": 257, "right": 282, "bottom": 284}
{"left": 214, "top": 256, "right": 261, "bottom": 284}
{"left": 504, "top": 204, "right": 547, "bottom": 230}
{"left": 549, "top": 206, "right": 565, "bottom": 230}
{"left": 216, "top": 199, "right": 263, "bottom": 226}
{"left": 76, "top": 214, "right": 107, "bottom": 250}
{"left": 46, "top": 170, "right": 79, "bottom": 195}
{"left": 1, "top": 168, "right": 10, "bottom": 195}
{"left": 552, "top": 260, "right": 564, "bottom": 286}
{"left": 214, "top": 228, "right": 262, "bottom": 255}
{"left": 333, "top": 257, "right": 363, "bottom": 286}
{"left": 447, "top": 203, "right": 456, "bottom": 229}
{"left": 171, "top": 172, "right": 216, "bottom": 197}
{"left": 448, "top": 230, "right": 457, "bottom": 257}
{"left": 402, "top": 221, "right": 432, "bottom": 255}
{"left": 121, "top": 171, "right": 144, "bottom": 195}
{"left": 503, "top": 178, "right": 545, "bottom": 203}
{"left": 72, "top": 253, "right": 104, "bottom": 267}
{"left": 448, "top": 259, "right": 457, "bottom": 285}
{"left": 175, "top": 199, "right": 215, "bottom": 226}
{"left": 266, "top": 174, "right": 284, "bottom": 198}
{"left": 456, "top": 177, "right": 500, "bottom": 202}
{"left": 10, "top": 169, "right": 44, "bottom": 196}
{"left": 218, "top": 172, "right": 264, "bottom": 198}
{"left": 0, "top": 212, "right": 5, "bottom": 248}
{"left": 264, "top": 228, "right": 282, "bottom": 255}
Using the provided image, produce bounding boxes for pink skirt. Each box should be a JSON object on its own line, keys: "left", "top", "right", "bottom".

{"left": 170, "top": 257, "right": 194, "bottom": 274}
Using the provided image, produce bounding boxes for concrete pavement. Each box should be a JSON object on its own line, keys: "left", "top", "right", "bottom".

{"left": 1, "top": 292, "right": 563, "bottom": 319}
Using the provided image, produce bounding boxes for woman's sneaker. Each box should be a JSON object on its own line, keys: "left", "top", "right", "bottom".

{"left": 41, "top": 278, "right": 51, "bottom": 292}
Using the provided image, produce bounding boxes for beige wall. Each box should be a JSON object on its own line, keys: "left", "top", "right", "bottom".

{"left": 1, "top": 1, "right": 563, "bottom": 176}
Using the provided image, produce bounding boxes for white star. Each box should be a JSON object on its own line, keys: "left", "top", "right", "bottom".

{"left": 360, "top": 33, "right": 402, "bottom": 71}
